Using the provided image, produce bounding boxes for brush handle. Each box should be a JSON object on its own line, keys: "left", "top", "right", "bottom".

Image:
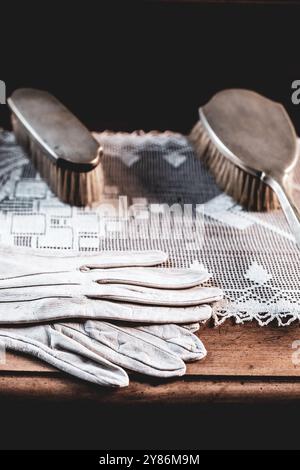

{"left": 265, "top": 176, "right": 300, "bottom": 247}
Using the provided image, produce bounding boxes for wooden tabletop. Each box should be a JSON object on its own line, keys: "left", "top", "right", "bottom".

{"left": 1, "top": 321, "right": 300, "bottom": 404}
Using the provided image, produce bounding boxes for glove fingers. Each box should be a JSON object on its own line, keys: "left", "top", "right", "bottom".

{"left": 81, "top": 250, "right": 168, "bottom": 269}
{"left": 0, "top": 297, "right": 212, "bottom": 324}
{"left": 91, "top": 267, "right": 211, "bottom": 289}
{"left": 0, "top": 325, "right": 129, "bottom": 387}
{"left": 0, "top": 266, "right": 210, "bottom": 291}
{"left": 86, "top": 284, "right": 223, "bottom": 307}
{"left": 0, "top": 285, "right": 222, "bottom": 306}
{"left": 134, "top": 324, "right": 207, "bottom": 362}
{"left": 0, "top": 245, "right": 168, "bottom": 277}
{"left": 58, "top": 322, "right": 186, "bottom": 378}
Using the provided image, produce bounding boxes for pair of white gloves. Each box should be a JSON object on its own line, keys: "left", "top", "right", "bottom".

{"left": 0, "top": 246, "right": 223, "bottom": 387}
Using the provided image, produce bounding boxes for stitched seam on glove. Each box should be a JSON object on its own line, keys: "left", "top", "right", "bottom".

{"left": 62, "top": 322, "right": 183, "bottom": 371}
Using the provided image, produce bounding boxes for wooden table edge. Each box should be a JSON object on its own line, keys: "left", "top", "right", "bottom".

{"left": 1, "top": 373, "right": 300, "bottom": 404}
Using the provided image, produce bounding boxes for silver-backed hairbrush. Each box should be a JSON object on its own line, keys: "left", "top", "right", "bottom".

{"left": 8, "top": 88, "right": 104, "bottom": 206}
{"left": 190, "top": 89, "right": 300, "bottom": 247}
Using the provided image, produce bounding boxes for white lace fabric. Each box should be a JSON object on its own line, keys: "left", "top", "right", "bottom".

{"left": 0, "top": 129, "right": 300, "bottom": 327}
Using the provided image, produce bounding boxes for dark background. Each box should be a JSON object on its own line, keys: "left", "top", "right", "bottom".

{"left": 1, "top": 398, "right": 300, "bottom": 450}
{"left": 1, "top": 0, "right": 300, "bottom": 451}
{"left": 1, "top": 1, "right": 300, "bottom": 134}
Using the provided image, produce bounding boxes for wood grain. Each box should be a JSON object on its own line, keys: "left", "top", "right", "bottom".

{"left": 188, "top": 322, "right": 300, "bottom": 377}
{"left": 1, "top": 375, "right": 300, "bottom": 404}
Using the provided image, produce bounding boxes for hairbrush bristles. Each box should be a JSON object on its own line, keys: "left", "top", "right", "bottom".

{"left": 11, "top": 114, "right": 104, "bottom": 206}
{"left": 8, "top": 88, "right": 104, "bottom": 207}
{"left": 189, "top": 120, "right": 280, "bottom": 211}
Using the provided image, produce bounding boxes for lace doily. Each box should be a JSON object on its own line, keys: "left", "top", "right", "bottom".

{"left": 0, "top": 129, "right": 300, "bottom": 327}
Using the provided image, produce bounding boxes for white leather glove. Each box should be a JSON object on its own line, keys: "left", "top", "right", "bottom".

{"left": 0, "top": 246, "right": 223, "bottom": 324}
{"left": 0, "top": 320, "right": 206, "bottom": 387}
